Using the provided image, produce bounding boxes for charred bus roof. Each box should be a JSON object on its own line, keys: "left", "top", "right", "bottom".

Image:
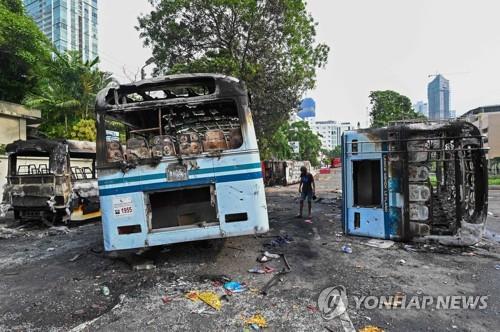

{"left": 95, "top": 74, "right": 247, "bottom": 113}
{"left": 6, "top": 139, "right": 96, "bottom": 159}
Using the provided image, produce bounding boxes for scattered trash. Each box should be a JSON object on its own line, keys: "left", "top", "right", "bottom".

{"left": 101, "top": 286, "right": 110, "bottom": 296}
{"left": 304, "top": 219, "right": 313, "bottom": 224}
{"left": 257, "top": 255, "right": 270, "bottom": 263}
{"left": 68, "top": 254, "right": 80, "bottom": 262}
{"left": 363, "top": 239, "right": 394, "bottom": 249}
{"left": 185, "top": 291, "right": 199, "bottom": 302}
{"left": 359, "top": 325, "right": 385, "bottom": 332}
{"left": 47, "top": 247, "right": 55, "bottom": 252}
{"left": 263, "top": 251, "right": 280, "bottom": 259}
{"left": 132, "top": 262, "right": 156, "bottom": 271}
{"left": 495, "top": 264, "right": 500, "bottom": 270}
{"left": 461, "top": 252, "right": 476, "bottom": 256}
{"left": 248, "top": 266, "right": 275, "bottom": 274}
{"left": 48, "top": 226, "right": 70, "bottom": 235}
{"left": 197, "top": 291, "right": 222, "bottom": 310}
{"left": 341, "top": 244, "right": 352, "bottom": 254}
{"left": 161, "top": 295, "right": 171, "bottom": 304}
{"left": 398, "top": 259, "right": 406, "bottom": 265}
{"left": 307, "top": 304, "right": 318, "bottom": 312}
{"left": 261, "top": 268, "right": 290, "bottom": 295}
{"left": 244, "top": 314, "right": 268, "bottom": 329}
{"left": 266, "top": 235, "right": 293, "bottom": 247}
{"left": 488, "top": 211, "right": 493, "bottom": 216}
{"left": 223, "top": 281, "right": 247, "bottom": 293}
{"left": 403, "top": 244, "right": 418, "bottom": 252}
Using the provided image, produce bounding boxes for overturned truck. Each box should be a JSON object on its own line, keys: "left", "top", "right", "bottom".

{"left": 1, "top": 139, "right": 100, "bottom": 223}
{"left": 342, "top": 121, "right": 488, "bottom": 246}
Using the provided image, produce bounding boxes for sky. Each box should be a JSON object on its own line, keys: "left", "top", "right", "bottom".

{"left": 99, "top": 0, "right": 500, "bottom": 126}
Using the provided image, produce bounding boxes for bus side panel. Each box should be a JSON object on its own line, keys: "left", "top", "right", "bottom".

{"left": 100, "top": 191, "right": 148, "bottom": 251}
{"left": 216, "top": 179, "right": 268, "bottom": 235}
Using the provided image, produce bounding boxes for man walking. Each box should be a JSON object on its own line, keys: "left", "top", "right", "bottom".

{"left": 297, "top": 166, "right": 315, "bottom": 218}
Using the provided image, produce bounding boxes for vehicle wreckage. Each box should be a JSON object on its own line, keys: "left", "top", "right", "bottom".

{"left": 342, "top": 121, "right": 488, "bottom": 246}
{"left": 1, "top": 139, "right": 100, "bottom": 223}
{"left": 95, "top": 74, "right": 268, "bottom": 251}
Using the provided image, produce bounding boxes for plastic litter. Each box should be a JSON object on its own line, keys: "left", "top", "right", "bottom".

{"left": 161, "top": 295, "right": 171, "bottom": 304}
{"left": 101, "top": 286, "right": 110, "bottom": 296}
{"left": 223, "top": 281, "right": 247, "bottom": 293}
{"left": 495, "top": 264, "right": 500, "bottom": 270}
{"left": 304, "top": 219, "right": 313, "bottom": 224}
{"left": 197, "top": 291, "right": 222, "bottom": 310}
{"left": 266, "top": 235, "right": 293, "bottom": 247}
{"left": 263, "top": 251, "right": 280, "bottom": 259}
{"left": 359, "top": 326, "right": 385, "bottom": 332}
{"left": 364, "top": 239, "right": 394, "bottom": 249}
{"left": 248, "top": 266, "right": 275, "bottom": 274}
{"left": 244, "top": 314, "right": 267, "bottom": 328}
{"left": 398, "top": 259, "right": 406, "bottom": 265}
{"left": 341, "top": 244, "right": 352, "bottom": 254}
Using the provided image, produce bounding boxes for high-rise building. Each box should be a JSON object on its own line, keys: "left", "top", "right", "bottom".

{"left": 427, "top": 74, "right": 450, "bottom": 120}
{"left": 413, "top": 101, "right": 428, "bottom": 118}
{"left": 23, "top": 0, "right": 98, "bottom": 61}
{"left": 312, "top": 120, "right": 352, "bottom": 150}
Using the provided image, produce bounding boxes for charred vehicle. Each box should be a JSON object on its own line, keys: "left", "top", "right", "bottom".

{"left": 95, "top": 74, "right": 269, "bottom": 251}
{"left": 342, "top": 121, "right": 488, "bottom": 246}
{"left": 1, "top": 139, "right": 100, "bottom": 223}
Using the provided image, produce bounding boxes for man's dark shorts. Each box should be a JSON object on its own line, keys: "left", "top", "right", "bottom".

{"left": 300, "top": 191, "right": 313, "bottom": 202}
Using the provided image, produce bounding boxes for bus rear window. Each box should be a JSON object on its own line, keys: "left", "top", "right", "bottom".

{"left": 103, "top": 100, "right": 243, "bottom": 163}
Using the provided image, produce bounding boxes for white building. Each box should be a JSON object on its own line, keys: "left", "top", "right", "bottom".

{"left": 312, "top": 120, "right": 352, "bottom": 150}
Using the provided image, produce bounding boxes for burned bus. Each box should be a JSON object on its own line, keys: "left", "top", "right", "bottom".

{"left": 342, "top": 121, "right": 488, "bottom": 246}
{"left": 95, "top": 74, "right": 268, "bottom": 251}
{"left": 1, "top": 139, "right": 100, "bottom": 223}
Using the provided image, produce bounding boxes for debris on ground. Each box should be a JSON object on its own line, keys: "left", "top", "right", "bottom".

{"left": 101, "top": 286, "right": 110, "bottom": 296}
{"left": 398, "top": 259, "right": 406, "bottom": 265}
{"left": 132, "top": 261, "right": 156, "bottom": 271}
{"left": 197, "top": 291, "right": 222, "bottom": 310}
{"left": 248, "top": 266, "right": 275, "bottom": 274}
{"left": 244, "top": 314, "right": 268, "bottom": 329}
{"left": 161, "top": 295, "right": 172, "bottom": 304}
{"left": 363, "top": 239, "right": 395, "bottom": 249}
{"left": 359, "top": 325, "right": 385, "bottom": 332}
{"left": 68, "top": 254, "right": 81, "bottom": 262}
{"left": 341, "top": 244, "right": 352, "bottom": 254}
{"left": 265, "top": 235, "right": 293, "bottom": 247}
{"left": 223, "top": 281, "right": 247, "bottom": 293}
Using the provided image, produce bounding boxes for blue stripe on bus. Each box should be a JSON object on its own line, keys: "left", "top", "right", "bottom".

{"left": 98, "top": 162, "right": 262, "bottom": 186}
{"left": 99, "top": 171, "right": 263, "bottom": 196}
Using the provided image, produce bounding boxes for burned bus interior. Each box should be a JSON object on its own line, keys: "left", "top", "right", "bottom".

{"left": 97, "top": 76, "right": 244, "bottom": 167}
{"left": 3, "top": 139, "right": 98, "bottom": 222}
{"left": 343, "top": 121, "right": 488, "bottom": 245}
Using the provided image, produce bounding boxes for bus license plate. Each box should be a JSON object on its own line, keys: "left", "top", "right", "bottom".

{"left": 167, "top": 165, "right": 188, "bottom": 181}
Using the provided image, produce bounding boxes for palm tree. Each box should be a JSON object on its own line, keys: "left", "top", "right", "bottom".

{"left": 23, "top": 50, "right": 113, "bottom": 139}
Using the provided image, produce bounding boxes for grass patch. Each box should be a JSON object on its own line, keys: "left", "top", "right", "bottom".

{"left": 490, "top": 176, "right": 500, "bottom": 186}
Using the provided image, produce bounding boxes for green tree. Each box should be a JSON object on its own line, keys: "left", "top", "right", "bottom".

{"left": 24, "top": 51, "right": 112, "bottom": 140}
{"left": 137, "top": 0, "right": 329, "bottom": 150}
{"left": 369, "top": 90, "right": 425, "bottom": 128}
{"left": 288, "top": 121, "right": 322, "bottom": 166}
{"left": 0, "top": 0, "right": 50, "bottom": 103}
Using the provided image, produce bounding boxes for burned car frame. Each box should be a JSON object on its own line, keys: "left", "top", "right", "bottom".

{"left": 342, "top": 121, "right": 488, "bottom": 245}
{"left": 1, "top": 139, "right": 100, "bottom": 223}
{"left": 95, "top": 74, "right": 268, "bottom": 251}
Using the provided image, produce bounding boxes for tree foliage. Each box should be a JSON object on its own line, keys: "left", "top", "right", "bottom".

{"left": 260, "top": 121, "right": 322, "bottom": 166}
{"left": 369, "top": 90, "right": 425, "bottom": 128}
{"left": 0, "top": 0, "right": 50, "bottom": 103}
{"left": 137, "top": 0, "right": 329, "bottom": 149}
{"left": 23, "top": 51, "right": 112, "bottom": 140}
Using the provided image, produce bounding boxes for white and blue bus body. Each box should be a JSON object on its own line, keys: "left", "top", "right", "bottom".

{"left": 95, "top": 74, "right": 268, "bottom": 251}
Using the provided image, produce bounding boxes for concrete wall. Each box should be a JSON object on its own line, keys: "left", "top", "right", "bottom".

{"left": 0, "top": 117, "right": 26, "bottom": 146}
{"left": 0, "top": 155, "right": 93, "bottom": 199}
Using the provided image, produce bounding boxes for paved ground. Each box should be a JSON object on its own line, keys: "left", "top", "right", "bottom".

{"left": 0, "top": 169, "right": 499, "bottom": 331}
